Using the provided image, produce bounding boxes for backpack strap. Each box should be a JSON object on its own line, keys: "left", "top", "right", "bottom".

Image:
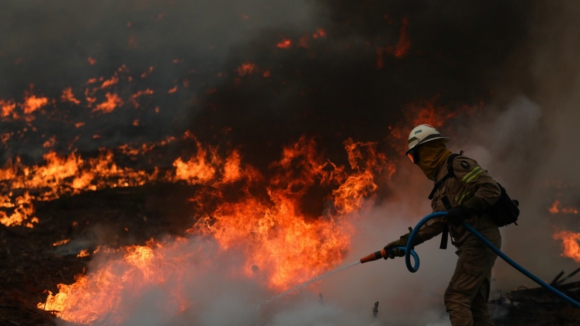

{"left": 439, "top": 196, "right": 454, "bottom": 249}
{"left": 428, "top": 153, "right": 461, "bottom": 200}
{"left": 425, "top": 152, "right": 463, "bottom": 249}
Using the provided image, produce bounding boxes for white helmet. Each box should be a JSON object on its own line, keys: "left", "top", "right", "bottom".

{"left": 406, "top": 124, "right": 448, "bottom": 156}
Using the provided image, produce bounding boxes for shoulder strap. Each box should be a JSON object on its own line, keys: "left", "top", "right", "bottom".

{"left": 428, "top": 153, "right": 461, "bottom": 200}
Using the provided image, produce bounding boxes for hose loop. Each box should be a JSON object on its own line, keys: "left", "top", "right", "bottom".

{"left": 405, "top": 212, "right": 580, "bottom": 308}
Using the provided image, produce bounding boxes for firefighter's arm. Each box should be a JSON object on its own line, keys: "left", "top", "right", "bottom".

{"left": 410, "top": 194, "right": 448, "bottom": 244}
{"left": 414, "top": 215, "right": 446, "bottom": 243}
{"left": 383, "top": 214, "right": 445, "bottom": 258}
{"left": 453, "top": 157, "right": 501, "bottom": 215}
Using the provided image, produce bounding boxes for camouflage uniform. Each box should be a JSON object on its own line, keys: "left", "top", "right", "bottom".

{"left": 416, "top": 155, "right": 502, "bottom": 326}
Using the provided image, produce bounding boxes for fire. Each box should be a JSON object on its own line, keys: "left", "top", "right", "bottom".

{"left": 93, "top": 92, "right": 123, "bottom": 113}
{"left": 167, "top": 86, "right": 178, "bottom": 94}
{"left": 549, "top": 200, "right": 579, "bottom": 214}
{"left": 554, "top": 230, "right": 580, "bottom": 262}
{"left": 312, "top": 29, "right": 326, "bottom": 38}
{"left": 237, "top": 63, "right": 257, "bottom": 76}
{"left": 22, "top": 94, "right": 49, "bottom": 114}
{"left": 53, "top": 239, "right": 71, "bottom": 247}
{"left": 37, "top": 136, "right": 394, "bottom": 323}
{"left": 277, "top": 39, "right": 292, "bottom": 49}
{"left": 394, "top": 18, "right": 411, "bottom": 58}
{"left": 0, "top": 148, "right": 162, "bottom": 227}
{"left": 77, "top": 249, "right": 90, "bottom": 258}
{"left": 100, "top": 76, "right": 119, "bottom": 89}
{"left": 409, "top": 99, "right": 456, "bottom": 128}
{"left": 1, "top": 99, "right": 16, "bottom": 118}
{"left": 61, "top": 87, "right": 81, "bottom": 105}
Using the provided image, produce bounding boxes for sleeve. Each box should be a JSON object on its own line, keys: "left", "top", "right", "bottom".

{"left": 452, "top": 156, "right": 501, "bottom": 213}
{"left": 414, "top": 215, "right": 446, "bottom": 244}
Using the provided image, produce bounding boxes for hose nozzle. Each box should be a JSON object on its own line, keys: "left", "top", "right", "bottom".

{"left": 359, "top": 249, "right": 387, "bottom": 264}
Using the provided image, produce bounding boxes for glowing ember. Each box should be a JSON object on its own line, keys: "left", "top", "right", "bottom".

{"left": 394, "top": 18, "right": 411, "bottom": 58}
{"left": 549, "top": 200, "right": 579, "bottom": 214}
{"left": 1, "top": 99, "right": 16, "bottom": 118}
{"left": 277, "top": 39, "right": 292, "bottom": 49}
{"left": 22, "top": 94, "right": 49, "bottom": 114}
{"left": 77, "top": 249, "right": 90, "bottom": 258}
{"left": 100, "top": 76, "right": 119, "bottom": 89}
{"left": 53, "top": 239, "right": 71, "bottom": 247}
{"left": 237, "top": 63, "right": 257, "bottom": 76}
{"left": 93, "top": 92, "right": 123, "bottom": 113}
{"left": 312, "top": 29, "right": 326, "bottom": 38}
{"left": 554, "top": 230, "right": 580, "bottom": 262}
{"left": 61, "top": 87, "right": 81, "bottom": 105}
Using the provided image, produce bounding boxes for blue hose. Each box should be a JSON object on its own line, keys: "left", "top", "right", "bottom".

{"left": 404, "top": 212, "right": 580, "bottom": 308}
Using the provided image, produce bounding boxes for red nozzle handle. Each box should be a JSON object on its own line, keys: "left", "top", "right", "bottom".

{"left": 360, "top": 249, "right": 387, "bottom": 264}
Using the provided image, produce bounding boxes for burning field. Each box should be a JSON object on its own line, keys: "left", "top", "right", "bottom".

{"left": 1, "top": 1, "right": 580, "bottom": 325}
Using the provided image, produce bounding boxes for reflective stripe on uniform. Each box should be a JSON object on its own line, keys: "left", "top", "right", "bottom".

{"left": 462, "top": 166, "right": 483, "bottom": 183}
{"left": 455, "top": 190, "right": 471, "bottom": 205}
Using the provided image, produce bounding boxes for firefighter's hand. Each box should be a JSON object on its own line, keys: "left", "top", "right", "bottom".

{"left": 383, "top": 238, "right": 407, "bottom": 259}
{"left": 446, "top": 206, "right": 469, "bottom": 226}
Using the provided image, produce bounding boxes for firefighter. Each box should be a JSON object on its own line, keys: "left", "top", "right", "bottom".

{"left": 385, "top": 124, "right": 502, "bottom": 326}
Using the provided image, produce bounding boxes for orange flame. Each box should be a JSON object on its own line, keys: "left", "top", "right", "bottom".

{"left": 1, "top": 99, "right": 16, "bottom": 118}
{"left": 53, "top": 239, "right": 71, "bottom": 247}
{"left": 61, "top": 87, "right": 81, "bottom": 105}
{"left": 312, "top": 29, "right": 326, "bottom": 39}
{"left": 554, "top": 230, "right": 580, "bottom": 262}
{"left": 93, "top": 93, "right": 123, "bottom": 113}
{"left": 36, "top": 135, "right": 395, "bottom": 323}
{"left": 0, "top": 148, "right": 160, "bottom": 227}
{"left": 394, "top": 18, "right": 411, "bottom": 58}
{"left": 549, "top": 200, "right": 579, "bottom": 214}
{"left": 23, "top": 94, "right": 49, "bottom": 114}
{"left": 237, "top": 63, "right": 257, "bottom": 76}
{"left": 277, "top": 39, "right": 292, "bottom": 49}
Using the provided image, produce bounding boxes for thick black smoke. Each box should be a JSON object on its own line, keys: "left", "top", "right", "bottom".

{"left": 191, "top": 0, "right": 534, "bottom": 169}
{"left": 0, "top": 0, "right": 313, "bottom": 162}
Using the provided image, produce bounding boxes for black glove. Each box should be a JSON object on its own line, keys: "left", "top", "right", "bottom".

{"left": 446, "top": 206, "right": 469, "bottom": 226}
{"left": 383, "top": 238, "right": 406, "bottom": 259}
{"left": 383, "top": 227, "right": 413, "bottom": 259}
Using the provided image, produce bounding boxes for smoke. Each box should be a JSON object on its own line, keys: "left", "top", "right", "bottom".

{"left": 54, "top": 197, "right": 456, "bottom": 326}
{"left": 191, "top": 0, "right": 534, "bottom": 171}
{"left": 0, "top": 0, "right": 315, "bottom": 162}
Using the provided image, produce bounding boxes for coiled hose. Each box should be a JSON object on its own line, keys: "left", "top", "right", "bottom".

{"left": 404, "top": 212, "right": 580, "bottom": 308}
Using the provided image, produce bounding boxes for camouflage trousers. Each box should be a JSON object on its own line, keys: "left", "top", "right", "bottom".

{"left": 444, "top": 228, "right": 501, "bottom": 326}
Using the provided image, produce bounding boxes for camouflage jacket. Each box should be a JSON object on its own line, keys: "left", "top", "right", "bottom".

{"left": 417, "top": 155, "right": 501, "bottom": 247}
